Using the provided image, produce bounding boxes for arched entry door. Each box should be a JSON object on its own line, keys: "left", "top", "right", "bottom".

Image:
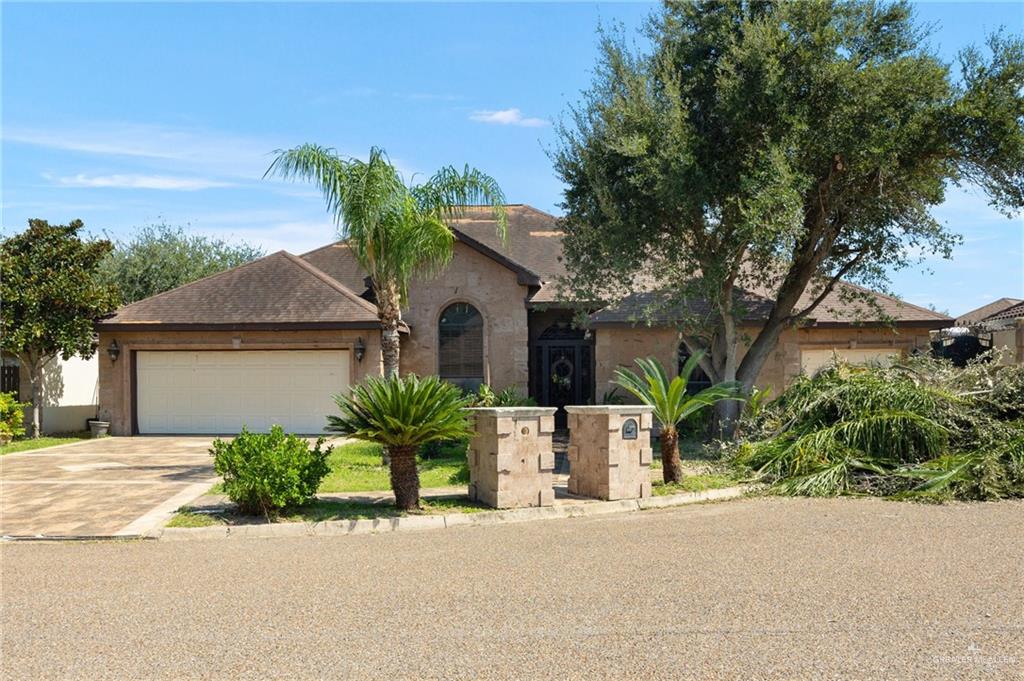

{"left": 533, "top": 323, "right": 594, "bottom": 427}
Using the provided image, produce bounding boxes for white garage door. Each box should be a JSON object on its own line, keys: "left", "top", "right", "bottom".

{"left": 136, "top": 350, "right": 349, "bottom": 434}
{"left": 800, "top": 348, "right": 901, "bottom": 376}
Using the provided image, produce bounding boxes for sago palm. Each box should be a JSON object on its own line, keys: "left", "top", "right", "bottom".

{"left": 615, "top": 353, "right": 744, "bottom": 484}
{"left": 266, "top": 144, "right": 507, "bottom": 376}
{"left": 326, "top": 374, "right": 473, "bottom": 510}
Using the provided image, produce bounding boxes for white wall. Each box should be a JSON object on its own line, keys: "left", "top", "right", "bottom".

{"left": 13, "top": 354, "right": 100, "bottom": 434}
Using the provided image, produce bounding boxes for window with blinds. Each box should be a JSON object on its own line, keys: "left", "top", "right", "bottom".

{"left": 438, "top": 303, "right": 484, "bottom": 391}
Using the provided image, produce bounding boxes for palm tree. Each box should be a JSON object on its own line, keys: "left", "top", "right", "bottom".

{"left": 326, "top": 374, "right": 473, "bottom": 510}
{"left": 266, "top": 145, "right": 507, "bottom": 376}
{"left": 615, "top": 353, "right": 744, "bottom": 484}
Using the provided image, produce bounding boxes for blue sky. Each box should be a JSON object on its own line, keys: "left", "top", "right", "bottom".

{"left": 2, "top": 1, "right": 1022, "bottom": 317}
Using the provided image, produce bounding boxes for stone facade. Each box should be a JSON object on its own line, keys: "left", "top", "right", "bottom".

{"left": 465, "top": 407, "right": 557, "bottom": 508}
{"left": 565, "top": 406, "right": 653, "bottom": 500}
{"left": 96, "top": 329, "right": 381, "bottom": 436}
{"left": 991, "top": 320, "right": 1024, "bottom": 365}
{"left": 594, "top": 324, "right": 936, "bottom": 399}
{"left": 399, "top": 242, "right": 530, "bottom": 392}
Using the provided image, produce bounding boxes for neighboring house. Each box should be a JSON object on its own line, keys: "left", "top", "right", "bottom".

{"left": 1, "top": 352, "right": 99, "bottom": 433}
{"left": 95, "top": 205, "right": 951, "bottom": 435}
{"left": 955, "top": 298, "right": 1023, "bottom": 326}
{"left": 944, "top": 298, "right": 1024, "bottom": 365}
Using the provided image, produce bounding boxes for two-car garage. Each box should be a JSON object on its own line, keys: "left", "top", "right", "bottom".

{"left": 135, "top": 350, "right": 350, "bottom": 434}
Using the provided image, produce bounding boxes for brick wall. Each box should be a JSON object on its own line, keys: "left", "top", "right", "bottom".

{"left": 399, "top": 242, "right": 530, "bottom": 392}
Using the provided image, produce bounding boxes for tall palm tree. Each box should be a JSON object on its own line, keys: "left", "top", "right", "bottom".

{"left": 615, "top": 353, "right": 744, "bottom": 484}
{"left": 266, "top": 145, "right": 507, "bottom": 376}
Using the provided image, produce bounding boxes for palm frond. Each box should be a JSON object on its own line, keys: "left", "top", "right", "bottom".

{"left": 614, "top": 354, "right": 745, "bottom": 430}
{"left": 326, "top": 374, "right": 473, "bottom": 448}
{"left": 414, "top": 165, "right": 508, "bottom": 242}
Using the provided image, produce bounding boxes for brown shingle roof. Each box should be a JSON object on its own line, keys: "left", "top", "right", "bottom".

{"left": 302, "top": 203, "right": 947, "bottom": 327}
{"left": 300, "top": 241, "right": 372, "bottom": 295}
{"left": 984, "top": 300, "right": 1024, "bottom": 322}
{"left": 955, "top": 298, "right": 1023, "bottom": 325}
{"left": 97, "top": 251, "right": 382, "bottom": 329}
{"left": 448, "top": 204, "right": 564, "bottom": 293}
{"left": 590, "top": 280, "right": 951, "bottom": 328}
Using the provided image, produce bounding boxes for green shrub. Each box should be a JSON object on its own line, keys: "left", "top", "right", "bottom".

{"left": 0, "top": 391, "right": 28, "bottom": 441}
{"left": 468, "top": 384, "right": 536, "bottom": 407}
{"left": 419, "top": 437, "right": 469, "bottom": 460}
{"left": 211, "top": 426, "right": 331, "bottom": 515}
{"left": 733, "top": 358, "right": 1024, "bottom": 501}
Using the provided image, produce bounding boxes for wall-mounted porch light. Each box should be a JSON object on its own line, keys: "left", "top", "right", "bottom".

{"left": 354, "top": 337, "right": 366, "bottom": 363}
{"left": 106, "top": 340, "right": 121, "bottom": 362}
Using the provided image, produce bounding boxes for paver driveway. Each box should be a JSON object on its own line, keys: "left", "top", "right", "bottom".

{"left": 0, "top": 437, "right": 216, "bottom": 537}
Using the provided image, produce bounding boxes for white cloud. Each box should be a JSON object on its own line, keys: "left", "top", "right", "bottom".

{"left": 196, "top": 217, "right": 337, "bottom": 254}
{"left": 53, "top": 173, "right": 234, "bottom": 191}
{"left": 5, "top": 123, "right": 280, "bottom": 180}
{"left": 469, "top": 108, "right": 548, "bottom": 128}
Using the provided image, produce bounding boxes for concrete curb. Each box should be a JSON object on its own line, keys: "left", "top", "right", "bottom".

{"left": 149, "top": 485, "right": 749, "bottom": 541}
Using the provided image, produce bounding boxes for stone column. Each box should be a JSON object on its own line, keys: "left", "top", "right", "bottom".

{"left": 565, "top": 405, "right": 654, "bottom": 500}
{"left": 465, "top": 407, "right": 557, "bottom": 508}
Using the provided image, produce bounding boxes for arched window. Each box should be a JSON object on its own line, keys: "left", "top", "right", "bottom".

{"left": 438, "top": 303, "right": 484, "bottom": 391}
{"left": 677, "top": 344, "right": 713, "bottom": 395}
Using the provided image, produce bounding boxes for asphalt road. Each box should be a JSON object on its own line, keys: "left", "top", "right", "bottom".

{"left": 2, "top": 497, "right": 1022, "bottom": 680}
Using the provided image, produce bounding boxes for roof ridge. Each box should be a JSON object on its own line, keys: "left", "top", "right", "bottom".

{"left": 106, "top": 250, "right": 287, "bottom": 314}
{"left": 281, "top": 251, "right": 380, "bottom": 316}
{"left": 987, "top": 299, "right": 1024, "bottom": 320}
{"left": 299, "top": 239, "right": 346, "bottom": 258}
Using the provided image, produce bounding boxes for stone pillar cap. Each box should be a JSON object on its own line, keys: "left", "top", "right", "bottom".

{"left": 464, "top": 407, "right": 558, "bottom": 417}
{"left": 563, "top": 405, "right": 654, "bottom": 414}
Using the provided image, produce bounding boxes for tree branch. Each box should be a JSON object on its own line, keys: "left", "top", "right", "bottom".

{"left": 785, "top": 250, "right": 867, "bottom": 324}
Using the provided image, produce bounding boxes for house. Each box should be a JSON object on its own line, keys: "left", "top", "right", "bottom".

{"left": 940, "top": 298, "right": 1024, "bottom": 365}
{"left": 1, "top": 352, "right": 99, "bottom": 434}
{"left": 955, "top": 298, "right": 1023, "bottom": 326}
{"left": 95, "top": 205, "right": 951, "bottom": 435}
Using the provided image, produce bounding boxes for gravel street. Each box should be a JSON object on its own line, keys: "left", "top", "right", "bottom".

{"left": 2, "top": 497, "right": 1022, "bottom": 680}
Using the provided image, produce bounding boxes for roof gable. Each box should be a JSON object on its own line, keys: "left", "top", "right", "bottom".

{"left": 98, "top": 251, "right": 381, "bottom": 329}
{"left": 955, "top": 298, "right": 1024, "bottom": 325}
{"left": 984, "top": 300, "right": 1024, "bottom": 322}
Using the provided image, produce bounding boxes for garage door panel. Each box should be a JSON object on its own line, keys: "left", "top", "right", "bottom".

{"left": 800, "top": 348, "right": 902, "bottom": 375}
{"left": 136, "top": 350, "right": 350, "bottom": 434}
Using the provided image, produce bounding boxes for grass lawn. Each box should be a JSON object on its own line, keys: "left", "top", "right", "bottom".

{"left": 319, "top": 440, "right": 467, "bottom": 492}
{"left": 652, "top": 473, "right": 737, "bottom": 496}
{"left": 206, "top": 439, "right": 468, "bottom": 496}
{"left": 650, "top": 434, "right": 725, "bottom": 471}
{"left": 167, "top": 495, "right": 487, "bottom": 528}
{"left": 0, "top": 431, "right": 91, "bottom": 456}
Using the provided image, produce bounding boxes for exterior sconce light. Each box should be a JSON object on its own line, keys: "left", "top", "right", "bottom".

{"left": 107, "top": 340, "right": 121, "bottom": 362}
{"left": 232, "top": 336, "right": 242, "bottom": 349}
{"left": 354, "top": 337, "right": 366, "bottom": 363}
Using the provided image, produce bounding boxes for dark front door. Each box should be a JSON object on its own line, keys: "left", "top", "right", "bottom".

{"left": 533, "top": 325, "right": 593, "bottom": 428}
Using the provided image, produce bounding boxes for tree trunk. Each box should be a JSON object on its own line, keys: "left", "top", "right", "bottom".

{"left": 373, "top": 281, "right": 403, "bottom": 465}
{"left": 660, "top": 428, "right": 683, "bottom": 484}
{"left": 388, "top": 444, "right": 420, "bottom": 511}
{"left": 714, "top": 399, "right": 742, "bottom": 440}
{"left": 374, "top": 280, "right": 403, "bottom": 378}
{"left": 24, "top": 354, "right": 45, "bottom": 439}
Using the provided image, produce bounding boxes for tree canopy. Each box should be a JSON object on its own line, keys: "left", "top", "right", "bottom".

{"left": 98, "top": 222, "right": 264, "bottom": 304}
{"left": 554, "top": 0, "right": 1024, "bottom": 424}
{"left": 1, "top": 219, "right": 119, "bottom": 436}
